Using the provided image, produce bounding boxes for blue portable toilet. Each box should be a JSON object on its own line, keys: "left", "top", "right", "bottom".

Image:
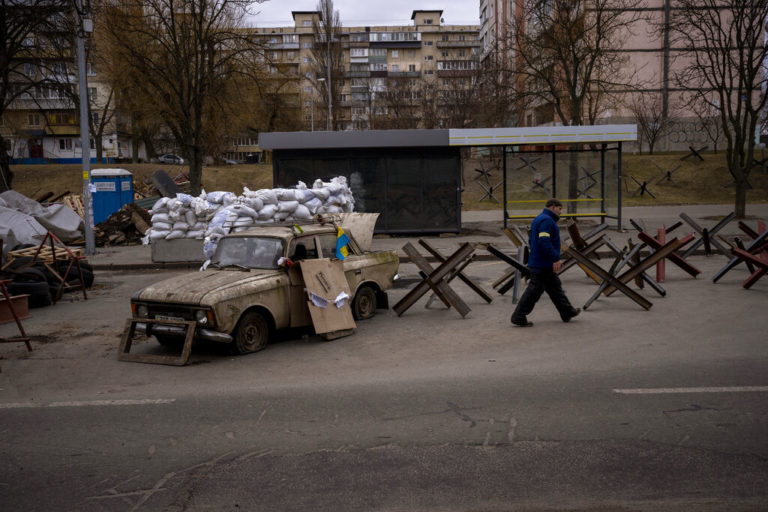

{"left": 91, "top": 168, "right": 134, "bottom": 224}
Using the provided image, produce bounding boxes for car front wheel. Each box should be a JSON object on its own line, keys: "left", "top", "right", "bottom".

{"left": 352, "top": 285, "right": 377, "bottom": 320}
{"left": 233, "top": 311, "right": 270, "bottom": 354}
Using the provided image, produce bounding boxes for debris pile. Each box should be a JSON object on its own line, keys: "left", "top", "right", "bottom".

{"left": 95, "top": 203, "right": 152, "bottom": 247}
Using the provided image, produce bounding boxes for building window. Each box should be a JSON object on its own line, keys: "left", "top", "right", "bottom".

{"left": 391, "top": 64, "right": 399, "bottom": 72}
{"left": 303, "top": 42, "right": 312, "bottom": 48}
{"left": 409, "top": 64, "right": 416, "bottom": 72}
{"left": 459, "top": 50, "right": 466, "bottom": 57}
{"left": 303, "top": 56, "right": 312, "bottom": 63}
{"left": 303, "top": 20, "right": 312, "bottom": 26}
{"left": 88, "top": 87, "right": 97, "bottom": 102}
{"left": 424, "top": 19, "right": 433, "bottom": 24}
{"left": 269, "top": 51, "right": 278, "bottom": 59}
{"left": 391, "top": 50, "right": 399, "bottom": 58}
{"left": 24, "top": 63, "right": 36, "bottom": 76}
{"left": 442, "top": 35, "right": 449, "bottom": 41}
{"left": 304, "top": 86, "right": 312, "bottom": 92}
{"left": 54, "top": 113, "right": 73, "bottom": 124}
{"left": 90, "top": 139, "right": 96, "bottom": 150}
{"left": 91, "top": 112, "right": 99, "bottom": 125}
{"left": 287, "top": 52, "right": 295, "bottom": 59}
{"left": 350, "top": 48, "right": 368, "bottom": 57}
{"left": 27, "top": 113, "right": 40, "bottom": 126}
{"left": 424, "top": 41, "right": 433, "bottom": 46}
{"left": 442, "top": 51, "right": 448, "bottom": 57}
{"left": 424, "top": 70, "right": 434, "bottom": 75}
{"left": 59, "top": 139, "right": 72, "bottom": 151}
{"left": 424, "top": 55, "right": 434, "bottom": 61}
{"left": 459, "top": 35, "right": 466, "bottom": 41}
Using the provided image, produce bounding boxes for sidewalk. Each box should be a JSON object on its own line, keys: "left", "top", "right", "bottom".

{"left": 87, "top": 203, "right": 768, "bottom": 270}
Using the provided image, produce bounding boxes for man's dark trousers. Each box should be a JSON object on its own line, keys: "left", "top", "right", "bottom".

{"left": 514, "top": 269, "right": 576, "bottom": 321}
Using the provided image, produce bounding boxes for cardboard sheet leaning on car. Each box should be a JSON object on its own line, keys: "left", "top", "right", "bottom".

{"left": 299, "top": 259, "right": 356, "bottom": 338}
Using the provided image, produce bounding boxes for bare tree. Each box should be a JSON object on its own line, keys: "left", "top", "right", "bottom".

{"left": 474, "top": 45, "right": 517, "bottom": 127}
{"left": 627, "top": 93, "right": 665, "bottom": 155}
{"left": 670, "top": 0, "right": 768, "bottom": 218}
{"left": 310, "top": 0, "right": 343, "bottom": 131}
{"left": 508, "top": 0, "right": 641, "bottom": 205}
{"left": 687, "top": 92, "right": 724, "bottom": 154}
{"left": 101, "top": 0, "right": 265, "bottom": 192}
{"left": 0, "top": 0, "right": 71, "bottom": 191}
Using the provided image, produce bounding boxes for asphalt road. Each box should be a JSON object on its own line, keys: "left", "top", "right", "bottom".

{"left": 1, "top": 256, "right": 767, "bottom": 511}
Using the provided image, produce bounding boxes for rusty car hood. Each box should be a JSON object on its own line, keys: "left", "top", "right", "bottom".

{"left": 137, "top": 268, "right": 282, "bottom": 305}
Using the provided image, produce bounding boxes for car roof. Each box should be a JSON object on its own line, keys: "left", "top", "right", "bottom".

{"left": 223, "top": 224, "right": 336, "bottom": 239}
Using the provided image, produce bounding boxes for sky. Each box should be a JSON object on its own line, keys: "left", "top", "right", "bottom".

{"left": 248, "top": 0, "right": 481, "bottom": 27}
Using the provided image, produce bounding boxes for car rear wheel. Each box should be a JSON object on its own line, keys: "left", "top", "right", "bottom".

{"left": 233, "top": 311, "right": 269, "bottom": 354}
{"left": 352, "top": 285, "right": 377, "bottom": 320}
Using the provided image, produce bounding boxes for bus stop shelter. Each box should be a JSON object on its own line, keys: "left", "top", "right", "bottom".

{"left": 259, "top": 125, "right": 637, "bottom": 234}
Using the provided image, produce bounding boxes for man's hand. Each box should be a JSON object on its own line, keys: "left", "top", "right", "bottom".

{"left": 553, "top": 260, "right": 562, "bottom": 273}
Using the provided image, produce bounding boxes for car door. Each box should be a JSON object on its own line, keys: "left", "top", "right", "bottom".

{"left": 286, "top": 235, "right": 320, "bottom": 328}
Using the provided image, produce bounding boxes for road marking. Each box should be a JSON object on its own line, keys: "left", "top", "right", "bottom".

{"left": 613, "top": 386, "right": 768, "bottom": 395}
{"left": 0, "top": 398, "right": 176, "bottom": 409}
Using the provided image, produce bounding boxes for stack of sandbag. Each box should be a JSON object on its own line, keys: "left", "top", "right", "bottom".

{"left": 143, "top": 177, "right": 356, "bottom": 259}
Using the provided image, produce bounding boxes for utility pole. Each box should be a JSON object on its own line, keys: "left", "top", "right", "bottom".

{"left": 75, "top": 0, "right": 95, "bottom": 255}
{"left": 326, "top": 32, "right": 332, "bottom": 130}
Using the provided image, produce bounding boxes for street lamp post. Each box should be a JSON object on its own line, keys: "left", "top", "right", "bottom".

{"left": 316, "top": 77, "right": 326, "bottom": 131}
{"left": 326, "top": 37, "right": 332, "bottom": 131}
{"left": 314, "top": 77, "right": 326, "bottom": 132}
{"left": 75, "top": 0, "right": 95, "bottom": 255}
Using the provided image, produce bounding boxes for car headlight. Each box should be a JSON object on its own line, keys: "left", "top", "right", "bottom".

{"left": 195, "top": 310, "right": 209, "bottom": 325}
{"left": 137, "top": 304, "right": 148, "bottom": 318}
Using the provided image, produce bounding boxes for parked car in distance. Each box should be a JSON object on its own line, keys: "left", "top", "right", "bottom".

{"left": 157, "top": 154, "right": 184, "bottom": 165}
{"left": 128, "top": 221, "right": 399, "bottom": 354}
{"left": 223, "top": 158, "right": 241, "bottom": 165}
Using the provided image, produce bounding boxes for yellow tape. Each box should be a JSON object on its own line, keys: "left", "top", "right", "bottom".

{"left": 82, "top": 171, "right": 89, "bottom": 179}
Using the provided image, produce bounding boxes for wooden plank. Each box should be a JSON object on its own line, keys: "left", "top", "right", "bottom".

{"left": 299, "top": 259, "right": 356, "bottom": 335}
{"left": 7, "top": 245, "right": 84, "bottom": 263}
{"left": 117, "top": 318, "right": 195, "bottom": 366}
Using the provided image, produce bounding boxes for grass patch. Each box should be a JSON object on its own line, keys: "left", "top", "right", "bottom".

{"left": 10, "top": 150, "right": 768, "bottom": 210}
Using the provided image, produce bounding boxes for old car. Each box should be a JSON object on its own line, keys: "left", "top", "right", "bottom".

{"left": 157, "top": 153, "right": 184, "bottom": 165}
{"left": 128, "top": 222, "right": 399, "bottom": 355}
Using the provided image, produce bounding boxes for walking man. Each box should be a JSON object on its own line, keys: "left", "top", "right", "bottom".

{"left": 511, "top": 198, "right": 580, "bottom": 327}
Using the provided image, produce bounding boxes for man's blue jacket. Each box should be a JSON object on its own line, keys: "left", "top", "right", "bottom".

{"left": 527, "top": 208, "right": 561, "bottom": 273}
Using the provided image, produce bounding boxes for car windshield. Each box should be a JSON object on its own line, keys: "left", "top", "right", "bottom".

{"left": 210, "top": 236, "right": 285, "bottom": 269}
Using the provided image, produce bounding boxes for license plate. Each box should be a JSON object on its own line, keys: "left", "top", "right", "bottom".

{"left": 155, "top": 314, "right": 184, "bottom": 322}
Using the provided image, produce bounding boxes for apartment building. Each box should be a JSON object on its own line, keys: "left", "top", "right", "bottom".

{"left": 248, "top": 9, "right": 480, "bottom": 134}
{"left": 478, "top": 0, "right": 763, "bottom": 152}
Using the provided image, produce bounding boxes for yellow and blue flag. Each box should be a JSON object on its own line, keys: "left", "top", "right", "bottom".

{"left": 336, "top": 226, "right": 350, "bottom": 260}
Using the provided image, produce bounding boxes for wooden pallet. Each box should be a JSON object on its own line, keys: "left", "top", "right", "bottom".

{"left": 7, "top": 244, "right": 83, "bottom": 263}
{"left": 61, "top": 194, "right": 85, "bottom": 218}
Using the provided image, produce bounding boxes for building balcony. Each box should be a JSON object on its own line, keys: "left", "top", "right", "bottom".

{"left": 436, "top": 69, "right": 475, "bottom": 78}
{"left": 269, "top": 43, "right": 300, "bottom": 50}
{"left": 369, "top": 41, "right": 421, "bottom": 49}
{"left": 345, "top": 71, "right": 371, "bottom": 78}
{"left": 370, "top": 70, "right": 387, "bottom": 78}
{"left": 436, "top": 41, "right": 481, "bottom": 48}
{"left": 388, "top": 71, "right": 421, "bottom": 78}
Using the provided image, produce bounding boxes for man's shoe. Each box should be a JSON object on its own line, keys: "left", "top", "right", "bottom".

{"left": 511, "top": 315, "right": 534, "bottom": 327}
{"left": 563, "top": 308, "right": 581, "bottom": 322}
